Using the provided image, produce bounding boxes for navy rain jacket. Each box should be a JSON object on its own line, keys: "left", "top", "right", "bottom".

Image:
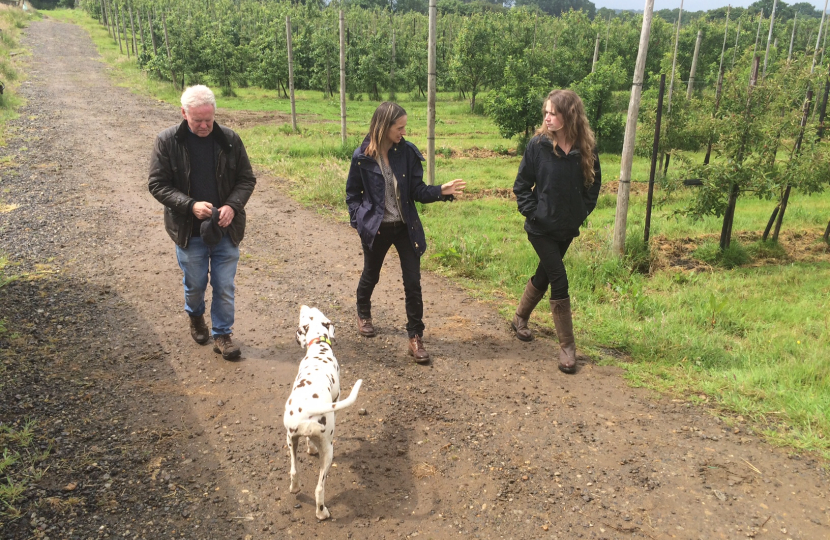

{"left": 346, "top": 136, "right": 450, "bottom": 256}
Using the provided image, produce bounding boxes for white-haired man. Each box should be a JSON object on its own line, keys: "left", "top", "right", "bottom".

{"left": 149, "top": 85, "right": 256, "bottom": 360}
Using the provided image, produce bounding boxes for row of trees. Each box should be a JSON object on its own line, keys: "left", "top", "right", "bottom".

{"left": 81, "top": 0, "right": 830, "bottom": 249}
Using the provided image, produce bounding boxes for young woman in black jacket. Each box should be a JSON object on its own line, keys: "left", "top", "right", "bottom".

{"left": 346, "top": 102, "right": 466, "bottom": 363}
{"left": 511, "top": 89, "right": 601, "bottom": 374}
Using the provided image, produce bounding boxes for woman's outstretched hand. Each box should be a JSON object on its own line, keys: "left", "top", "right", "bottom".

{"left": 441, "top": 179, "right": 466, "bottom": 196}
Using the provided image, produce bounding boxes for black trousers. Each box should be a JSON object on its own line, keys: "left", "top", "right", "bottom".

{"left": 527, "top": 232, "right": 573, "bottom": 301}
{"left": 356, "top": 222, "right": 424, "bottom": 338}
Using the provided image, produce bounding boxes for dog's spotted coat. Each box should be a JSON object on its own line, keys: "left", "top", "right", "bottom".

{"left": 283, "top": 306, "right": 363, "bottom": 520}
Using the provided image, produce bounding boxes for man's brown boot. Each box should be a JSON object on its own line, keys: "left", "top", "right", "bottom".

{"left": 511, "top": 279, "right": 545, "bottom": 342}
{"left": 550, "top": 298, "right": 576, "bottom": 374}
{"left": 189, "top": 315, "right": 210, "bottom": 345}
{"left": 213, "top": 334, "right": 241, "bottom": 360}
{"left": 357, "top": 315, "right": 376, "bottom": 337}
{"left": 408, "top": 335, "right": 430, "bottom": 364}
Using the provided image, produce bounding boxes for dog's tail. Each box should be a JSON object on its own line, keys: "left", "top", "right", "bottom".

{"left": 303, "top": 379, "right": 363, "bottom": 417}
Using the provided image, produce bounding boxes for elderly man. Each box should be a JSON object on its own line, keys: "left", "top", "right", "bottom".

{"left": 149, "top": 85, "right": 256, "bottom": 360}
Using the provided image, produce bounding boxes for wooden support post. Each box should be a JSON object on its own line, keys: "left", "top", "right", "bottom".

{"left": 644, "top": 74, "right": 666, "bottom": 244}
{"left": 763, "top": 0, "right": 778, "bottom": 78}
{"left": 731, "top": 20, "right": 741, "bottom": 69}
{"left": 687, "top": 30, "right": 702, "bottom": 99}
{"left": 813, "top": 0, "right": 828, "bottom": 73}
{"left": 137, "top": 7, "right": 144, "bottom": 55}
{"left": 427, "top": 0, "right": 437, "bottom": 185}
{"left": 705, "top": 7, "right": 730, "bottom": 165}
{"left": 339, "top": 10, "right": 346, "bottom": 144}
{"left": 788, "top": 13, "right": 797, "bottom": 63}
{"left": 613, "top": 0, "right": 655, "bottom": 256}
{"left": 286, "top": 16, "right": 298, "bottom": 133}
{"left": 591, "top": 34, "right": 600, "bottom": 73}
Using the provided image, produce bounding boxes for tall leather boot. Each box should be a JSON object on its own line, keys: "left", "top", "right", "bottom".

{"left": 511, "top": 279, "right": 545, "bottom": 342}
{"left": 550, "top": 297, "right": 576, "bottom": 374}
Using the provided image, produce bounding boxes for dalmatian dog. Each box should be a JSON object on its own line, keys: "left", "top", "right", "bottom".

{"left": 284, "top": 305, "right": 363, "bottom": 520}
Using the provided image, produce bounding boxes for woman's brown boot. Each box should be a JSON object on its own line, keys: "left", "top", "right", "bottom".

{"left": 550, "top": 297, "right": 576, "bottom": 373}
{"left": 512, "top": 279, "right": 545, "bottom": 342}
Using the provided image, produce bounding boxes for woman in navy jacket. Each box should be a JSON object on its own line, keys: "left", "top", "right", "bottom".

{"left": 512, "top": 89, "right": 601, "bottom": 374}
{"left": 346, "top": 102, "right": 465, "bottom": 363}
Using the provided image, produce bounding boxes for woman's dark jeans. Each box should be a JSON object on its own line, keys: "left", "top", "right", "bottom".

{"left": 356, "top": 222, "right": 424, "bottom": 338}
{"left": 527, "top": 233, "right": 573, "bottom": 301}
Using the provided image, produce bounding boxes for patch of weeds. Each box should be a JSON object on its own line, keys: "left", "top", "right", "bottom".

{"left": 625, "top": 231, "right": 654, "bottom": 274}
{"left": 746, "top": 240, "right": 788, "bottom": 260}
{"left": 491, "top": 144, "right": 511, "bottom": 156}
{"left": 0, "top": 419, "right": 49, "bottom": 517}
{"left": 693, "top": 240, "right": 750, "bottom": 268}
{"left": 437, "top": 146, "right": 453, "bottom": 159}
{"left": 278, "top": 123, "right": 298, "bottom": 136}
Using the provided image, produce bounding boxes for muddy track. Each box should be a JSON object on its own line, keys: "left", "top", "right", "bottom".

{"left": 0, "top": 19, "right": 827, "bottom": 540}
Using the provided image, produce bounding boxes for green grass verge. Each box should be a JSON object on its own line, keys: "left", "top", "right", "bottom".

{"left": 55, "top": 8, "right": 830, "bottom": 459}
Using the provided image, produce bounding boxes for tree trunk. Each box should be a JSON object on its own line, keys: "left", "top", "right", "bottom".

{"left": 129, "top": 4, "right": 137, "bottom": 58}
{"left": 121, "top": 6, "right": 130, "bottom": 59}
{"left": 114, "top": 3, "right": 123, "bottom": 54}
{"left": 162, "top": 13, "right": 177, "bottom": 90}
{"left": 613, "top": 0, "right": 656, "bottom": 256}
{"left": 149, "top": 11, "right": 157, "bottom": 56}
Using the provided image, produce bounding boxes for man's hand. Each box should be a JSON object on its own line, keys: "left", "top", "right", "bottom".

{"left": 218, "top": 205, "right": 235, "bottom": 228}
{"left": 192, "top": 201, "right": 213, "bottom": 219}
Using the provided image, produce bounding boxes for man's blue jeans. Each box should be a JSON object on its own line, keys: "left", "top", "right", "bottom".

{"left": 175, "top": 235, "right": 239, "bottom": 337}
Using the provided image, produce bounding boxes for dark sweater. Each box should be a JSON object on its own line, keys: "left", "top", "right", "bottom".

{"left": 187, "top": 129, "right": 219, "bottom": 237}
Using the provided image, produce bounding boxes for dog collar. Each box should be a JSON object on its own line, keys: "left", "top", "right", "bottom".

{"left": 307, "top": 336, "right": 332, "bottom": 347}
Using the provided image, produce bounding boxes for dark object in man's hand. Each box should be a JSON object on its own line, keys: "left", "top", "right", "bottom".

{"left": 200, "top": 207, "right": 225, "bottom": 246}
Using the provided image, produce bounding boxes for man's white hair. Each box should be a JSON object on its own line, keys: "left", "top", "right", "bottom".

{"left": 181, "top": 85, "right": 216, "bottom": 113}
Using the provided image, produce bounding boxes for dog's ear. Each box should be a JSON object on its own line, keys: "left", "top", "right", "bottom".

{"left": 323, "top": 320, "right": 335, "bottom": 341}
{"left": 296, "top": 323, "right": 309, "bottom": 348}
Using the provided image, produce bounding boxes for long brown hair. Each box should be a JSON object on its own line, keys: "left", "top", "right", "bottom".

{"left": 365, "top": 101, "right": 407, "bottom": 159}
{"left": 534, "top": 89, "right": 597, "bottom": 187}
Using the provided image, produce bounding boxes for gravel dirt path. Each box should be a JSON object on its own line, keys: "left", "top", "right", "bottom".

{"left": 0, "top": 19, "right": 827, "bottom": 540}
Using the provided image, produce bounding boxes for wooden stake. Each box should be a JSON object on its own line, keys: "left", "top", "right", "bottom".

{"left": 687, "top": 29, "right": 702, "bottom": 99}
{"left": 644, "top": 74, "right": 666, "bottom": 244}
{"left": 121, "top": 5, "right": 130, "bottom": 59}
{"left": 286, "top": 16, "right": 298, "bottom": 133}
{"left": 788, "top": 13, "right": 797, "bottom": 62}
{"left": 666, "top": 0, "right": 683, "bottom": 117}
{"left": 705, "top": 7, "right": 730, "bottom": 165}
{"left": 340, "top": 9, "right": 347, "bottom": 144}
{"left": 731, "top": 19, "right": 741, "bottom": 69}
{"left": 813, "top": 0, "right": 829, "bottom": 73}
{"left": 427, "top": 0, "right": 437, "bottom": 185}
{"left": 162, "top": 12, "right": 176, "bottom": 90}
{"left": 763, "top": 0, "right": 778, "bottom": 78}
{"left": 613, "top": 0, "right": 656, "bottom": 256}
{"left": 591, "top": 34, "right": 600, "bottom": 73}
{"left": 772, "top": 90, "right": 813, "bottom": 242}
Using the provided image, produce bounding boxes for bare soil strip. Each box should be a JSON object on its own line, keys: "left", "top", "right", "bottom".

{"left": 1, "top": 19, "right": 827, "bottom": 540}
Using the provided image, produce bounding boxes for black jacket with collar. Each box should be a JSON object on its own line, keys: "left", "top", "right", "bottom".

{"left": 345, "top": 135, "right": 449, "bottom": 256}
{"left": 513, "top": 134, "right": 601, "bottom": 239}
{"left": 148, "top": 120, "right": 256, "bottom": 248}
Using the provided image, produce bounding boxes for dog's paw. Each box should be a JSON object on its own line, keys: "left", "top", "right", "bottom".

{"left": 316, "top": 505, "right": 331, "bottom": 520}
